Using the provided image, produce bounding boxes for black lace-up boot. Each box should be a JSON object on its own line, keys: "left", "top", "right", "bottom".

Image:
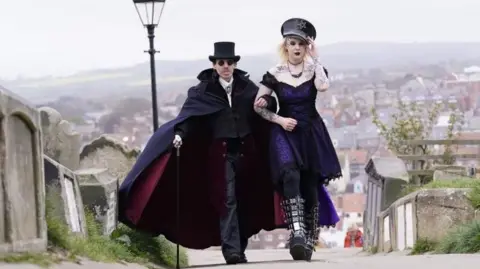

{"left": 282, "top": 196, "right": 307, "bottom": 260}
{"left": 304, "top": 203, "right": 319, "bottom": 261}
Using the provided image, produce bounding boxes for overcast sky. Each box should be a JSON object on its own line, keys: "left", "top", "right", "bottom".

{"left": 0, "top": 0, "right": 478, "bottom": 79}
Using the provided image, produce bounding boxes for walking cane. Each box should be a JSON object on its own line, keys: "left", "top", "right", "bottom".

{"left": 176, "top": 146, "right": 181, "bottom": 269}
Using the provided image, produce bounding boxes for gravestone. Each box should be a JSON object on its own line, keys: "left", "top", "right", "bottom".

{"left": 432, "top": 165, "right": 470, "bottom": 181}
{"left": 0, "top": 85, "right": 47, "bottom": 253}
{"left": 75, "top": 168, "right": 119, "bottom": 235}
{"left": 44, "top": 155, "right": 87, "bottom": 236}
{"left": 363, "top": 156, "right": 409, "bottom": 250}
{"left": 79, "top": 135, "right": 140, "bottom": 184}
{"left": 38, "top": 107, "right": 81, "bottom": 170}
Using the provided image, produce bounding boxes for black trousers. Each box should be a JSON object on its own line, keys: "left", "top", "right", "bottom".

{"left": 219, "top": 139, "right": 248, "bottom": 258}
{"left": 280, "top": 169, "right": 319, "bottom": 212}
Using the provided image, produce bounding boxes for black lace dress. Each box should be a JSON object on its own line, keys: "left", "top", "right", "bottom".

{"left": 260, "top": 71, "right": 341, "bottom": 226}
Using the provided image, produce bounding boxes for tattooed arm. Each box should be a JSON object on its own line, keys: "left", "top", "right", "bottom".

{"left": 254, "top": 84, "right": 282, "bottom": 124}
{"left": 311, "top": 57, "right": 330, "bottom": 91}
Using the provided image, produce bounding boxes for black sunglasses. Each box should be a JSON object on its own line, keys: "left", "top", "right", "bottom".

{"left": 217, "top": 59, "right": 235, "bottom": 66}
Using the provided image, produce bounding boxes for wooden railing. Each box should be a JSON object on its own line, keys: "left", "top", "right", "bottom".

{"left": 397, "top": 139, "right": 480, "bottom": 182}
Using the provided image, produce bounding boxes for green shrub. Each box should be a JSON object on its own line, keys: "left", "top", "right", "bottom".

{"left": 467, "top": 181, "right": 480, "bottom": 209}
{"left": 111, "top": 226, "right": 188, "bottom": 268}
{"left": 436, "top": 220, "right": 480, "bottom": 254}
{"left": 410, "top": 238, "right": 437, "bottom": 255}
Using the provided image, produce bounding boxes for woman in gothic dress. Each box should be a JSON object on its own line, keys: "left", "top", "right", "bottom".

{"left": 253, "top": 18, "right": 341, "bottom": 261}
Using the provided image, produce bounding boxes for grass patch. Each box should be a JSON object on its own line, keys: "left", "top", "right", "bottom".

{"left": 0, "top": 190, "right": 188, "bottom": 268}
{"left": 410, "top": 238, "right": 438, "bottom": 255}
{"left": 366, "top": 246, "right": 378, "bottom": 254}
{"left": 436, "top": 220, "right": 480, "bottom": 254}
{"left": 0, "top": 253, "right": 63, "bottom": 268}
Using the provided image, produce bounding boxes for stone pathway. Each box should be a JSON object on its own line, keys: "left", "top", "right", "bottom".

{"left": 1, "top": 248, "right": 480, "bottom": 268}
{"left": 188, "top": 248, "right": 480, "bottom": 269}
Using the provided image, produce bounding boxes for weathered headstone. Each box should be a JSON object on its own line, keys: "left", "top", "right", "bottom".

{"left": 79, "top": 135, "right": 140, "bottom": 184}
{"left": 0, "top": 85, "right": 47, "bottom": 253}
{"left": 363, "top": 156, "right": 409, "bottom": 250}
{"left": 44, "top": 155, "right": 87, "bottom": 236}
{"left": 433, "top": 165, "right": 469, "bottom": 181}
{"left": 39, "top": 106, "right": 81, "bottom": 170}
{"left": 75, "top": 168, "right": 119, "bottom": 235}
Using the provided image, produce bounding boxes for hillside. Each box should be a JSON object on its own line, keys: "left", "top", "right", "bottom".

{"left": 3, "top": 42, "right": 480, "bottom": 104}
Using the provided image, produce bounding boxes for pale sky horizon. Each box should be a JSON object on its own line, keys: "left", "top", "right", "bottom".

{"left": 0, "top": 0, "right": 478, "bottom": 79}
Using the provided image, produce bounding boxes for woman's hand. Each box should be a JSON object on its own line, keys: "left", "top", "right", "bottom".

{"left": 307, "top": 37, "right": 319, "bottom": 58}
{"left": 254, "top": 97, "right": 268, "bottom": 108}
{"left": 278, "top": 117, "right": 297, "bottom": 132}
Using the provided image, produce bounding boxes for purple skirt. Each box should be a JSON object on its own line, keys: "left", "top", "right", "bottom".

{"left": 269, "top": 115, "right": 341, "bottom": 227}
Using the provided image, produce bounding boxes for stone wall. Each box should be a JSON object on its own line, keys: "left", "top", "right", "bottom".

{"left": 376, "top": 188, "right": 478, "bottom": 252}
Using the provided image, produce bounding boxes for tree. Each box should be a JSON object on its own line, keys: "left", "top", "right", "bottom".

{"left": 111, "top": 97, "right": 151, "bottom": 117}
{"left": 441, "top": 107, "right": 463, "bottom": 165}
{"left": 98, "top": 112, "right": 122, "bottom": 133}
{"left": 371, "top": 100, "right": 463, "bottom": 184}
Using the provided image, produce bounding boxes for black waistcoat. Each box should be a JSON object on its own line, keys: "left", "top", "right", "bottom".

{"left": 205, "top": 75, "right": 254, "bottom": 139}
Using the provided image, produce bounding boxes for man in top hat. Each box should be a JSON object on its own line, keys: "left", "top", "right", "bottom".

{"left": 118, "top": 41, "right": 285, "bottom": 265}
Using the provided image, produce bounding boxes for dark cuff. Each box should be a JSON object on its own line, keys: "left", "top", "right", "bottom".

{"left": 260, "top": 95, "right": 278, "bottom": 112}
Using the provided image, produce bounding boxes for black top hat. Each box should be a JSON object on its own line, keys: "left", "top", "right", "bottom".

{"left": 281, "top": 18, "right": 317, "bottom": 42}
{"left": 209, "top": 42, "right": 241, "bottom": 63}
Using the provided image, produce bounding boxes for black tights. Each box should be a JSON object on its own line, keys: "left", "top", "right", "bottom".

{"left": 280, "top": 169, "right": 319, "bottom": 211}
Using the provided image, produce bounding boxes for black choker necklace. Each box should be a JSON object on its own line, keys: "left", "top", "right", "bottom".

{"left": 287, "top": 61, "right": 304, "bottom": 78}
{"left": 288, "top": 60, "right": 303, "bottom": 66}
{"left": 291, "top": 72, "right": 302, "bottom": 78}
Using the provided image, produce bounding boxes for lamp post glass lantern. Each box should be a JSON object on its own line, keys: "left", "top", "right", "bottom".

{"left": 133, "top": 0, "right": 166, "bottom": 27}
{"left": 133, "top": 0, "right": 166, "bottom": 131}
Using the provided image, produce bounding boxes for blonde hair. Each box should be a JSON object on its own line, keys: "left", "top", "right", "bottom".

{"left": 277, "top": 37, "right": 309, "bottom": 63}
{"left": 277, "top": 38, "right": 289, "bottom": 63}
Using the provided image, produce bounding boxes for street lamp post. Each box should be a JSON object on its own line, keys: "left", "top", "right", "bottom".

{"left": 133, "top": 0, "right": 167, "bottom": 131}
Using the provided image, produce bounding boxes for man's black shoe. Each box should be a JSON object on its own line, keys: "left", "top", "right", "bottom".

{"left": 239, "top": 254, "right": 248, "bottom": 263}
{"left": 225, "top": 253, "right": 243, "bottom": 264}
